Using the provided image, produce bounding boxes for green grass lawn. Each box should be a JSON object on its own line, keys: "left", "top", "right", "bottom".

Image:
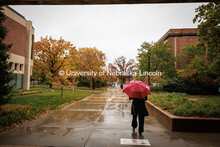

{"left": 30, "top": 84, "right": 109, "bottom": 91}
{"left": 30, "top": 83, "right": 50, "bottom": 89}
{"left": 0, "top": 88, "right": 92, "bottom": 132}
{"left": 197, "top": 98, "right": 220, "bottom": 106}
{"left": 148, "top": 92, "right": 220, "bottom": 118}
{"left": 10, "top": 90, "right": 92, "bottom": 109}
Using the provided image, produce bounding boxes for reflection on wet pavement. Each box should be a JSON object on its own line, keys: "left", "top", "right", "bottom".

{"left": 0, "top": 86, "right": 220, "bottom": 147}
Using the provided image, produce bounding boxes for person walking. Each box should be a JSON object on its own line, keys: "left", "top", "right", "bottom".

{"left": 120, "top": 83, "right": 123, "bottom": 89}
{"left": 129, "top": 96, "right": 149, "bottom": 136}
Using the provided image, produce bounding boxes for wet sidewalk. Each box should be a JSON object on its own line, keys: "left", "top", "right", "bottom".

{"left": 0, "top": 87, "right": 220, "bottom": 147}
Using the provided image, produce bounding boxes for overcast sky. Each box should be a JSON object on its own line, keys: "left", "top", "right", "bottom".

{"left": 10, "top": 3, "right": 204, "bottom": 64}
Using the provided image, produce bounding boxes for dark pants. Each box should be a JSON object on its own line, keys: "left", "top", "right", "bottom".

{"left": 132, "top": 114, "right": 145, "bottom": 133}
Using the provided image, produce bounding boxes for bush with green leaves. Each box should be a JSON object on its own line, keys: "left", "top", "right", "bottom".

{"left": 163, "top": 77, "right": 218, "bottom": 94}
{"left": 76, "top": 76, "right": 90, "bottom": 87}
{"left": 95, "top": 78, "right": 102, "bottom": 88}
{"left": 149, "top": 92, "right": 188, "bottom": 111}
{"left": 148, "top": 92, "right": 220, "bottom": 117}
{"left": 10, "top": 88, "right": 21, "bottom": 95}
{"left": 150, "top": 84, "right": 163, "bottom": 91}
{"left": 76, "top": 76, "right": 108, "bottom": 88}
{"left": 171, "top": 100, "right": 219, "bottom": 117}
{"left": 0, "top": 6, "right": 14, "bottom": 105}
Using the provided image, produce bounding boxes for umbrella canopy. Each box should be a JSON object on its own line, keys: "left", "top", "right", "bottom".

{"left": 123, "top": 81, "right": 150, "bottom": 98}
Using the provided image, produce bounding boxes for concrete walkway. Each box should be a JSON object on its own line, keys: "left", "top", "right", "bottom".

{"left": 0, "top": 87, "right": 220, "bottom": 147}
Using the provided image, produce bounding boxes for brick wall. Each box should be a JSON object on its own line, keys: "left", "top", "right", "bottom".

{"left": 167, "top": 35, "right": 199, "bottom": 67}
{"left": 168, "top": 36, "right": 198, "bottom": 57}
{"left": 3, "top": 16, "right": 26, "bottom": 57}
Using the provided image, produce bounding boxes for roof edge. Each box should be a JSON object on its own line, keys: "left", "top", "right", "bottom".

{"left": 157, "top": 28, "right": 198, "bottom": 43}
{"left": 4, "top": 5, "right": 26, "bottom": 20}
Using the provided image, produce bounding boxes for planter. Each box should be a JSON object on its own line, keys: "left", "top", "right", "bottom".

{"left": 146, "top": 101, "right": 220, "bottom": 132}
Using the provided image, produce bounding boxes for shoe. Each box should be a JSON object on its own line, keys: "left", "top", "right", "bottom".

{"left": 139, "top": 132, "right": 143, "bottom": 136}
{"left": 132, "top": 128, "right": 135, "bottom": 132}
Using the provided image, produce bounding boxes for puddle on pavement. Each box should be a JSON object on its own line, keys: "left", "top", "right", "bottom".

{"left": 105, "top": 103, "right": 131, "bottom": 111}
{"left": 64, "top": 102, "right": 105, "bottom": 110}
{"left": 84, "top": 98, "right": 107, "bottom": 102}
{"left": 26, "top": 126, "right": 61, "bottom": 135}
{"left": 39, "top": 110, "right": 101, "bottom": 128}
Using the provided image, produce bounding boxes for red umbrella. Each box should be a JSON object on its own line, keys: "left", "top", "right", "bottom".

{"left": 122, "top": 82, "right": 129, "bottom": 89}
{"left": 123, "top": 81, "right": 150, "bottom": 98}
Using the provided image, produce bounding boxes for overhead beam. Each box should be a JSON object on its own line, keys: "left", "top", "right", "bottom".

{"left": 0, "top": 0, "right": 217, "bottom": 5}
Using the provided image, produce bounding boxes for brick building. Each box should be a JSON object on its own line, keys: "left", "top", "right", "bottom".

{"left": 158, "top": 28, "right": 199, "bottom": 56}
{"left": 2, "top": 6, "right": 34, "bottom": 90}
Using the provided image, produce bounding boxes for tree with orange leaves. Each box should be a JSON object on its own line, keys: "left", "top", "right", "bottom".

{"left": 34, "top": 36, "right": 76, "bottom": 88}
{"left": 52, "top": 74, "right": 73, "bottom": 97}
{"left": 70, "top": 47, "right": 106, "bottom": 89}
{"left": 31, "top": 58, "right": 46, "bottom": 87}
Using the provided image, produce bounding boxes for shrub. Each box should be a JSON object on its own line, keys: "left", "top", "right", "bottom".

{"left": 163, "top": 77, "right": 219, "bottom": 95}
{"left": 101, "top": 80, "right": 108, "bottom": 87}
{"left": 13, "top": 91, "right": 40, "bottom": 96}
{"left": 76, "top": 76, "right": 108, "bottom": 88}
{"left": 10, "top": 88, "right": 21, "bottom": 95}
{"left": 0, "top": 6, "right": 14, "bottom": 105}
{"left": 95, "top": 78, "right": 102, "bottom": 88}
{"left": 150, "top": 84, "right": 163, "bottom": 91}
{"left": 148, "top": 92, "right": 220, "bottom": 117}
{"left": 171, "top": 101, "right": 220, "bottom": 117}
{"left": 76, "top": 76, "right": 90, "bottom": 87}
{"left": 149, "top": 92, "right": 188, "bottom": 110}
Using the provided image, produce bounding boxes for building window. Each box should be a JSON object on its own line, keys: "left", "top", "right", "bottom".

{"left": 14, "top": 63, "right": 18, "bottom": 71}
{"left": 15, "top": 74, "right": 24, "bottom": 89}
{"left": 20, "top": 64, "right": 23, "bottom": 71}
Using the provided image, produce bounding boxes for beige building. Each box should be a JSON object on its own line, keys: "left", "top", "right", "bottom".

{"left": 2, "top": 6, "right": 34, "bottom": 90}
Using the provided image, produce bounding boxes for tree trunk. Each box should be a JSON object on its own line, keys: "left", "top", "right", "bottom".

{"left": 90, "top": 77, "right": 95, "bottom": 89}
{"left": 92, "top": 78, "right": 95, "bottom": 89}
{"left": 61, "top": 86, "right": 63, "bottom": 97}
{"left": 49, "top": 83, "right": 53, "bottom": 88}
{"left": 123, "top": 77, "right": 126, "bottom": 83}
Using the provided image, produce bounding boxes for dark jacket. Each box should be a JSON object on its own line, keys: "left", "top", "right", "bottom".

{"left": 120, "top": 83, "right": 123, "bottom": 89}
{"left": 129, "top": 96, "right": 149, "bottom": 116}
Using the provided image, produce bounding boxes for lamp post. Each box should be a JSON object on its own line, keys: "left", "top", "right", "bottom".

{"left": 147, "top": 52, "right": 151, "bottom": 85}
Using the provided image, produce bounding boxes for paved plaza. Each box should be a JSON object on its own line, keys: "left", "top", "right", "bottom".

{"left": 0, "top": 87, "right": 220, "bottom": 147}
